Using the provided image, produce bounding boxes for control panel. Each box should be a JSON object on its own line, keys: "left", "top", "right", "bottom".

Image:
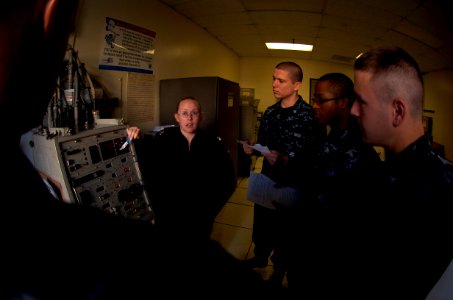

{"left": 21, "top": 125, "right": 153, "bottom": 222}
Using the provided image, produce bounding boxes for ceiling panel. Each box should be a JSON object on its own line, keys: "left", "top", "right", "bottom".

{"left": 159, "top": 0, "right": 453, "bottom": 72}
{"left": 394, "top": 19, "right": 444, "bottom": 48}
{"left": 192, "top": 12, "right": 252, "bottom": 27}
{"left": 324, "top": 0, "right": 403, "bottom": 29}
{"left": 242, "top": 0, "right": 325, "bottom": 12}
{"left": 248, "top": 11, "right": 323, "bottom": 26}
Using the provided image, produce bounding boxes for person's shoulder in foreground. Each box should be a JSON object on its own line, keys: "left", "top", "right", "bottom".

{"left": 1, "top": 1, "right": 268, "bottom": 299}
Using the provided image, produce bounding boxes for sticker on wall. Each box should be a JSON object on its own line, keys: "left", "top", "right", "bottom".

{"left": 99, "top": 17, "right": 156, "bottom": 74}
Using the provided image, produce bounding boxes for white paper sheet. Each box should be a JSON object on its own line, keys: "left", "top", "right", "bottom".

{"left": 237, "top": 140, "right": 270, "bottom": 154}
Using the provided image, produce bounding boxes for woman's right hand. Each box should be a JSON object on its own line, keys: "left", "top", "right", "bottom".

{"left": 127, "top": 126, "right": 141, "bottom": 140}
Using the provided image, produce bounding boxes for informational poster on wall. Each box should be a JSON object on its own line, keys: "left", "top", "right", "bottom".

{"left": 99, "top": 17, "right": 156, "bottom": 74}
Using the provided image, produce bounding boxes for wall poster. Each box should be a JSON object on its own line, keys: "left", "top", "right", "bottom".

{"left": 99, "top": 17, "right": 156, "bottom": 74}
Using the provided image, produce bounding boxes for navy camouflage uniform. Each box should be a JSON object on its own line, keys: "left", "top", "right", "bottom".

{"left": 287, "top": 133, "right": 453, "bottom": 299}
{"left": 374, "top": 134, "right": 453, "bottom": 298}
{"left": 310, "top": 116, "right": 382, "bottom": 206}
{"left": 251, "top": 96, "right": 324, "bottom": 277}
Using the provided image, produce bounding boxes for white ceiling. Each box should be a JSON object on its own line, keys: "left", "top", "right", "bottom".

{"left": 159, "top": 0, "right": 453, "bottom": 73}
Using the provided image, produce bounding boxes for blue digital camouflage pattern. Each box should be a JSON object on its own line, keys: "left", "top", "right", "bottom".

{"left": 257, "top": 96, "right": 324, "bottom": 185}
{"left": 312, "top": 116, "right": 381, "bottom": 205}
{"left": 384, "top": 133, "right": 453, "bottom": 202}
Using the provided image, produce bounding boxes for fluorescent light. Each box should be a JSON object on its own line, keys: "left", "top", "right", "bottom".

{"left": 265, "top": 42, "right": 313, "bottom": 51}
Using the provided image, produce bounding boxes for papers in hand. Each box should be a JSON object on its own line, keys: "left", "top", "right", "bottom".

{"left": 237, "top": 140, "right": 270, "bottom": 154}
{"left": 246, "top": 172, "right": 300, "bottom": 209}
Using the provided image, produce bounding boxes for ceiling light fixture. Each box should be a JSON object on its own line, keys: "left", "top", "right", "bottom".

{"left": 266, "top": 40, "right": 313, "bottom": 52}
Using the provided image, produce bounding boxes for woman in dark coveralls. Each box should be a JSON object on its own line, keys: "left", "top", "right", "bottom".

{"left": 145, "top": 96, "right": 237, "bottom": 240}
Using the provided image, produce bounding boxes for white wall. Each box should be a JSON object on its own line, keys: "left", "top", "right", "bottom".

{"left": 73, "top": 0, "right": 453, "bottom": 159}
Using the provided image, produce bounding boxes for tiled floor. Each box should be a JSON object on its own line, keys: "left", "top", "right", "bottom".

{"left": 210, "top": 157, "right": 288, "bottom": 286}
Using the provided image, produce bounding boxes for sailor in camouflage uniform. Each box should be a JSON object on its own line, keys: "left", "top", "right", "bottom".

{"left": 242, "top": 61, "right": 325, "bottom": 288}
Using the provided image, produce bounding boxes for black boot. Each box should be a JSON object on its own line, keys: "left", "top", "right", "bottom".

{"left": 266, "top": 269, "right": 286, "bottom": 288}
{"left": 242, "top": 256, "right": 268, "bottom": 268}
